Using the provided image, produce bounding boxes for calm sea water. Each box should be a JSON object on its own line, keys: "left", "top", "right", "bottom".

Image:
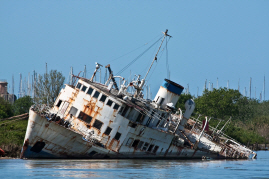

{"left": 1, "top": 151, "right": 268, "bottom": 179}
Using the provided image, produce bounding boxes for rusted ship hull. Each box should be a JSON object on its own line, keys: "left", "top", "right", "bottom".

{"left": 21, "top": 30, "right": 256, "bottom": 160}
{"left": 21, "top": 109, "right": 246, "bottom": 159}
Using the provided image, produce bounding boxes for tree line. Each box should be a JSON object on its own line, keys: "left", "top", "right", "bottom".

{"left": 1, "top": 70, "right": 268, "bottom": 145}
{"left": 176, "top": 88, "right": 269, "bottom": 145}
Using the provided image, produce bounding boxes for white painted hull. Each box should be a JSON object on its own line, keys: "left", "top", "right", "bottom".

{"left": 21, "top": 110, "right": 230, "bottom": 159}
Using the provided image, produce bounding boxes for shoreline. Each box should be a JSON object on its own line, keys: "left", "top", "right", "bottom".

{"left": 0, "top": 157, "right": 18, "bottom": 160}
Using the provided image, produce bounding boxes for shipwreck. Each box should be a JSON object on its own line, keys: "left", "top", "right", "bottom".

{"left": 20, "top": 30, "right": 257, "bottom": 160}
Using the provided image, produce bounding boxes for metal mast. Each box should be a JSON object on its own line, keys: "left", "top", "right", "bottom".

{"left": 33, "top": 70, "right": 36, "bottom": 100}
{"left": 27, "top": 72, "right": 31, "bottom": 96}
{"left": 18, "top": 73, "right": 22, "bottom": 98}
{"left": 249, "top": 77, "right": 252, "bottom": 98}
{"left": 69, "top": 67, "right": 73, "bottom": 85}
{"left": 136, "top": 29, "right": 171, "bottom": 97}
{"left": 84, "top": 65, "right": 86, "bottom": 78}
{"left": 10, "top": 75, "right": 14, "bottom": 103}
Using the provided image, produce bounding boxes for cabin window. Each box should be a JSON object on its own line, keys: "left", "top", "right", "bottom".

{"left": 126, "top": 138, "right": 134, "bottom": 146}
{"left": 146, "top": 110, "right": 155, "bottom": 126}
{"left": 157, "top": 113, "right": 166, "bottom": 126}
{"left": 113, "top": 103, "right": 120, "bottom": 110}
{"left": 78, "top": 111, "right": 92, "bottom": 123}
{"left": 104, "top": 126, "right": 112, "bottom": 135}
{"left": 136, "top": 112, "right": 145, "bottom": 123}
{"left": 156, "top": 120, "right": 161, "bottom": 127}
{"left": 69, "top": 106, "right": 78, "bottom": 116}
{"left": 137, "top": 141, "right": 144, "bottom": 149}
{"left": 81, "top": 86, "right": 87, "bottom": 92}
{"left": 93, "top": 119, "right": 103, "bottom": 130}
{"left": 100, "top": 94, "right": 107, "bottom": 102}
{"left": 121, "top": 106, "right": 129, "bottom": 116}
{"left": 106, "top": 99, "right": 113, "bottom": 106}
{"left": 93, "top": 91, "right": 100, "bottom": 99}
{"left": 118, "top": 107, "right": 123, "bottom": 113}
{"left": 153, "top": 146, "right": 159, "bottom": 153}
{"left": 128, "top": 122, "right": 137, "bottom": 128}
{"left": 142, "top": 142, "right": 149, "bottom": 151}
{"left": 159, "top": 97, "right": 165, "bottom": 106}
{"left": 146, "top": 118, "right": 152, "bottom": 127}
{"left": 56, "top": 100, "right": 62, "bottom": 107}
{"left": 87, "top": 87, "right": 94, "bottom": 95}
{"left": 76, "top": 83, "right": 82, "bottom": 89}
{"left": 132, "top": 139, "right": 140, "bottom": 148}
{"left": 161, "top": 113, "right": 166, "bottom": 119}
{"left": 136, "top": 113, "right": 142, "bottom": 122}
{"left": 114, "top": 132, "right": 121, "bottom": 141}
{"left": 147, "top": 144, "right": 154, "bottom": 152}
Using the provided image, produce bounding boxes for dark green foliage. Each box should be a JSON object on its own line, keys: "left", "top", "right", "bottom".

{"left": 0, "top": 119, "right": 28, "bottom": 145}
{"left": 225, "top": 122, "right": 266, "bottom": 144}
{"left": 0, "top": 96, "right": 30, "bottom": 146}
{"left": 236, "top": 97, "right": 257, "bottom": 121}
{"left": 13, "top": 96, "right": 33, "bottom": 115}
{"left": 177, "top": 88, "right": 269, "bottom": 145}
{"left": 0, "top": 97, "right": 14, "bottom": 119}
{"left": 194, "top": 88, "right": 241, "bottom": 119}
{"left": 175, "top": 93, "right": 194, "bottom": 111}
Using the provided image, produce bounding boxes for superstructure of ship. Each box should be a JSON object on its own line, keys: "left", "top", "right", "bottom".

{"left": 20, "top": 30, "right": 257, "bottom": 160}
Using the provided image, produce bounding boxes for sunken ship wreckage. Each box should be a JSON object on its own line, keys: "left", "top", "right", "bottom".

{"left": 21, "top": 30, "right": 256, "bottom": 159}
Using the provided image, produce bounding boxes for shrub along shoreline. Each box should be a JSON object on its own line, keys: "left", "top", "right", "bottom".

{"left": 1, "top": 87, "right": 269, "bottom": 158}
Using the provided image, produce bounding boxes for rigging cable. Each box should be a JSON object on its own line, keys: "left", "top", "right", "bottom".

{"left": 116, "top": 36, "right": 163, "bottom": 75}
{"left": 145, "top": 37, "right": 171, "bottom": 85}
{"left": 107, "top": 34, "right": 163, "bottom": 64}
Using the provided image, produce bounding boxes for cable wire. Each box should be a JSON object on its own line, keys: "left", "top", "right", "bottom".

{"left": 116, "top": 36, "right": 163, "bottom": 75}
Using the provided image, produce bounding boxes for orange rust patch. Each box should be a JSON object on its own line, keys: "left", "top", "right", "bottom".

{"left": 101, "top": 133, "right": 111, "bottom": 146}
{"left": 83, "top": 98, "right": 103, "bottom": 122}
{"left": 68, "top": 89, "right": 79, "bottom": 104}
{"left": 108, "top": 139, "right": 120, "bottom": 152}
{"left": 112, "top": 110, "right": 117, "bottom": 117}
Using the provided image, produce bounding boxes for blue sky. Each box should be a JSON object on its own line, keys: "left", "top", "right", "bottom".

{"left": 1, "top": 1, "right": 269, "bottom": 100}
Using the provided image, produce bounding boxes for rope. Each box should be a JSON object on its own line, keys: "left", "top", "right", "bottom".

{"left": 107, "top": 34, "right": 163, "bottom": 64}
{"left": 143, "top": 36, "right": 171, "bottom": 86}
{"left": 116, "top": 36, "right": 163, "bottom": 75}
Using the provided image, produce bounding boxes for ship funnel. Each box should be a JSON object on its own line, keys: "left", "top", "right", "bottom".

{"left": 178, "top": 99, "right": 196, "bottom": 130}
{"left": 154, "top": 79, "right": 184, "bottom": 109}
{"left": 183, "top": 99, "right": 195, "bottom": 119}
